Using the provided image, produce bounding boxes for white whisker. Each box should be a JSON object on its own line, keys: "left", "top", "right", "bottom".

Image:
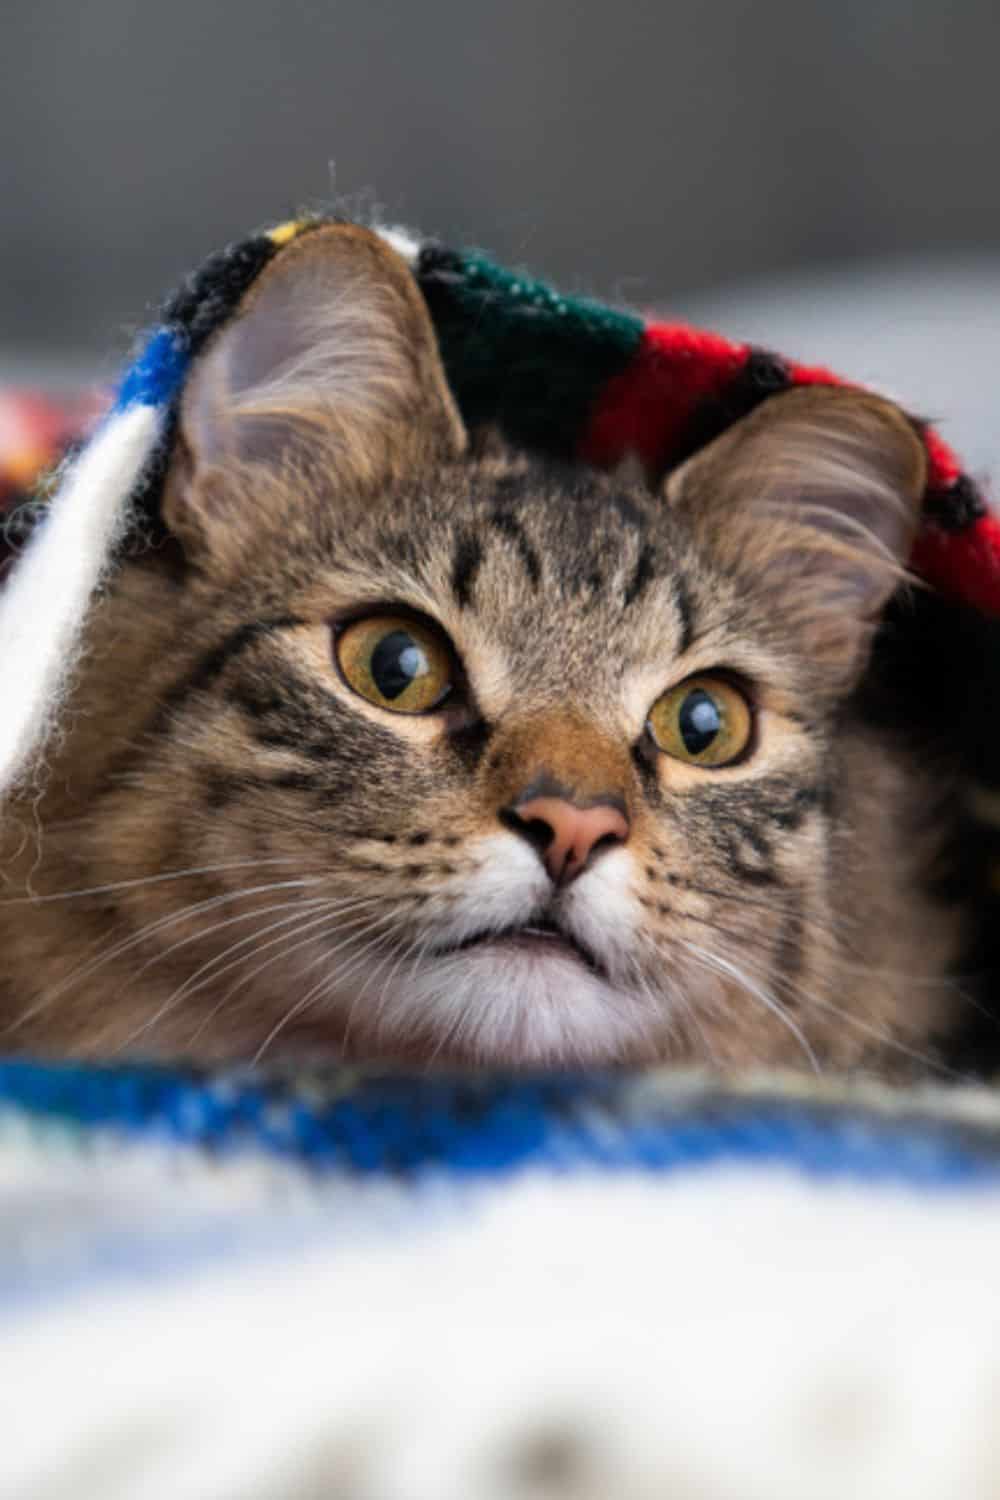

{"left": 250, "top": 908, "right": 407, "bottom": 1061}
{"left": 5, "top": 877, "right": 321, "bottom": 1036}
{"left": 679, "top": 938, "right": 822, "bottom": 1074}
{"left": 186, "top": 901, "right": 400, "bottom": 1052}
{"left": 1, "top": 856, "right": 304, "bottom": 906}
{"left": 115, "top": 898, "right": 337, "bottom": 1052}
{"left": 154, "top": 896, "right": 388, "bottom": 1037}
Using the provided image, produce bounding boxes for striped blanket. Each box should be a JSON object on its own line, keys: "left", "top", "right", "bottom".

{"left": 4, "top": 1061, "right": 1000, "bottom": 1498}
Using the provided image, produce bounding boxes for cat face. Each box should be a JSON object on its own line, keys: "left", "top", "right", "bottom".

{"left": 0, "top": 228, "right": 968, "bottom": 1069}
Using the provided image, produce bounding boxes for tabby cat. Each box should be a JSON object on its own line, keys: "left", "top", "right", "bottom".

{"left": 0, "top": 226, "right": 981, "bottom": 1072}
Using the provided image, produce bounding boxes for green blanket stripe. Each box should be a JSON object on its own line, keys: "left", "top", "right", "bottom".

{"left": 416, "top": 247, "right": 645, "bottom": 459}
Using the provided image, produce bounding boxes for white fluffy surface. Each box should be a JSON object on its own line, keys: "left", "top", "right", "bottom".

{"left": 6, "top": 1160, "right": 1000, "bottom": 1498}
{"left": 377, "top": 224, "right": 422, "bottom": 265}
{"left": 0, "top": 403, "right": 157, "bottom": 801}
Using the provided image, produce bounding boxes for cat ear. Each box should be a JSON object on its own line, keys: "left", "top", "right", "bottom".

{"left": 162, "top": 225, "right": 466, "bottom": 560}
{"left": 665, "top": 386, "right": 928, "bottom": 681}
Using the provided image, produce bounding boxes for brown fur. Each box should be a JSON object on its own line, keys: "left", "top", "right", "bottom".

{"left": 0, "top": 229, "right": 973, "bottom": 1073}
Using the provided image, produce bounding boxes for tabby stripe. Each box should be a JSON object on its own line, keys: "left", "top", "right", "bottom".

{"left": 770, "top": 785, "right": 823, "bottom": 831}
{"left": 729, "top": 853, "right": 781, "bottom": 889}
{"left": 490, "top": 509, "right": 541, "bottom": 588}
{"left": 451, "top": 531, "right": 484, "bottom": 609}
{"left": 623, "top": 541, "right": 656, "bottom": 609}
{"left": 447, "top": 718, "right": 494, "bottom": 772}
{"left": 89, "top": 616, "right": 294, "bottom": 805}
{"left": 265, "top": 768, "right": 326, "bottom": 792}
{"left": 670, "top": 571, "right": 696, "bottom": 655}
{"left": 204, "top": 767, "right": 327, "bottom": 798}
{"left": 246, "top": 724, "right": 342, "bottom": 763}
{"left": 163, "top": 617, "right": 304, "bottom": 715}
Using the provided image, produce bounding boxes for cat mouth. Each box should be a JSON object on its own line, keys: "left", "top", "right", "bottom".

{"left": 436, "top": 918, "right": 606, "bottom": 977}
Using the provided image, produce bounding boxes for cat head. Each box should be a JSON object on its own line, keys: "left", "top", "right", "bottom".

{"left": 6, "top": 226, "right": 964, "bottom": 1069}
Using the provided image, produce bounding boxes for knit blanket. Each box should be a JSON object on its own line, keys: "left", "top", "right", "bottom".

{"left": 5, "top": 1059, "right": 1000, "bottom": 1499}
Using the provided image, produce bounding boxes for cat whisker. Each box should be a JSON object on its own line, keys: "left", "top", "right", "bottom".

{"left": 114, "top": 898, "right": 345, "bottom": 1053}
{"left": 183, "top": 902, "right": 404, "bottom": 1054}
{"left": 249, "top": 910, "right": 410, "bottom": 1062}
{"left": 381, "top": 924, "right": 460, "bottom": 1067}
{"left": 0, "top": 856, "right": 306, "bottom": 906}
{"left": 638, "top": 964, "right": 721, "bottom": 1065}
{"left": 183, "top": 917, "right": 354, "bottom": 1051}
{"left": 678, "top": 937, "right": 822, "bottom": 1074}
{"left": 4, "top": 877, "right": 322, "bottom": 1037}
{"left": 788, "top": 987, "right": 962, "bottom": 1081}
{"left": 149, "top": 896, "right": 391, "bottom": 1047}
{"left": 339, "top": 918, "right": 432, "bottom": 1056}
{"left": 120, "top": 895, "right": 332, "bottom": 998}
{"left": 250, "top": 955, "right": 366, "bottom": 1065}
{"left": 771, "top": 964, "right": 961, "bottom": 1080}
{"left": 679, "top": 917, "right": 960, "bottom": 1079}
{"left": 144, "top": 889, "right": 387, "bottom": 993}
{"left": 359, "top": 920, "right": 452, "bottom": 1060}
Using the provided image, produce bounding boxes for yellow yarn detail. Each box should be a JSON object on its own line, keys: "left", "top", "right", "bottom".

{"left": 269, "top": 220, "right": 307, "bottom": 247}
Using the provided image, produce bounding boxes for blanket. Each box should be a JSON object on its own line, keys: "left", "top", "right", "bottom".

{"left": 5, "top": 1062, "right": 1000, "bottom": 1498}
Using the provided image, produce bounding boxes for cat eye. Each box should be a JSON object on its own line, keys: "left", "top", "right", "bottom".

{"left": 334, "top": 613, "right": 455, "bottom": 714}
{"left": 647, "top": 675, "right": 752, "bottom": 767}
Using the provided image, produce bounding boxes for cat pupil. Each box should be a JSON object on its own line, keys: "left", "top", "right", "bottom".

{"left": 679, "top": 689, "right": 721, "bottom": 754}
{"left": 371, "top": 631, "right": 429, "bottom": 700}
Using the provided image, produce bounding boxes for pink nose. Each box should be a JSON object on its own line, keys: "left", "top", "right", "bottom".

{"left": 506, "top": 796, "right": 630, "bottom": 885}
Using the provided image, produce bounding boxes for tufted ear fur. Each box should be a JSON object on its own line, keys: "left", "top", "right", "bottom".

{"left": 161, "top": 225, "right": 466, "bottom": 565}
{"left": 666, "top": 386, "right": 928, "bottom": 685}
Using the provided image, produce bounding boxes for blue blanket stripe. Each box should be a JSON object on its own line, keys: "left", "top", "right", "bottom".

{"left": 114, "top": 325, "right": 191, "bottom": 411}
{"left": 1, "top": 1061, "right": 999, "bottom": 1189}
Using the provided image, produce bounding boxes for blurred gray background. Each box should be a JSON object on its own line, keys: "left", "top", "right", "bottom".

{"left": 3, "top": 0, "right": 999, "bottom": 471}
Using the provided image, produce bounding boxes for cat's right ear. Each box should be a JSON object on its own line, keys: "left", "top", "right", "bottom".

{"left": 664, "top": 386, "right": 928, "bottom": 686}
{"left": 161, "top": 225, "right": 466, "bottom": 564}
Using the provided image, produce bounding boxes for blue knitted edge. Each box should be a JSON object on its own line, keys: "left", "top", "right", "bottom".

{"left": 114, "top": 326, "right": 191, "bottom": 412}
{"left": 2, "top": 1061, "right": 999, "bottom": 1190}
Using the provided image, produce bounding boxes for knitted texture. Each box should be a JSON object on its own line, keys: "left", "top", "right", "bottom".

{"left": 9, "top": 1063, "right": 1000, "bottom": 1497}
{"left": 3, "top": 1058, "right": 1000, "bottom": 1186}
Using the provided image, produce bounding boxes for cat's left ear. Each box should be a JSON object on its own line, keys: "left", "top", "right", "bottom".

{"left": 665, "top": 386, "right": 928, "bottom": 682}
{"left": 162, "top": 225, "right": 467, "bottom": 562}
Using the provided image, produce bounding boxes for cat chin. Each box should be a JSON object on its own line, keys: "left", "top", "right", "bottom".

{"left": 360, "top": 944, "right": 664, "bottom": 1067}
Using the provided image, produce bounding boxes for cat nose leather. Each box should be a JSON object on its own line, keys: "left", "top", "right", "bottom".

{"left": 504, "top": 795, "right": 629, "bottom": 886}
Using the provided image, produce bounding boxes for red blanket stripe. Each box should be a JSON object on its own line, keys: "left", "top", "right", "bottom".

{"left": 912, "top": 515, "right": 1000, "bottom": 617}
{"left": 578, "top": 324, "right": 995, "bottom": 613}
{"left": 579, "top": 324, "right": 749, "bottom": 471}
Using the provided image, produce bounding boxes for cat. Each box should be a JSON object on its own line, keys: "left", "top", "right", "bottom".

{"left": 0, "top": 224, "right": 985, "bottom": 1073}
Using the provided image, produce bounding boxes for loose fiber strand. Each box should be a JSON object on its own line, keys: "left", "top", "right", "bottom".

{"left": 0, "top": 404, "right": 158, "bottom": 802}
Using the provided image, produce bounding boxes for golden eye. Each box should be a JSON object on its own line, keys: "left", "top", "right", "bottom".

{"left": 335, "top": 614, "right": 455, "bottom": 715}
{"left": 647, "top": 675, "right": 753, "bottom": 767}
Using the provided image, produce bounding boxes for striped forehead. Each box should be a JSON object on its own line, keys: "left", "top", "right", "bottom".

{"left": 372, "top": 463, "right": 673, "bottom": 603}
{"left": 332, "top": 461, "right": 698, "bottom": 694}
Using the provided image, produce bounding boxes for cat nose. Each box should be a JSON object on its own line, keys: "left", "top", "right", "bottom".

{"left": 502, "top": 794, "right": 630, "bottom": 886}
